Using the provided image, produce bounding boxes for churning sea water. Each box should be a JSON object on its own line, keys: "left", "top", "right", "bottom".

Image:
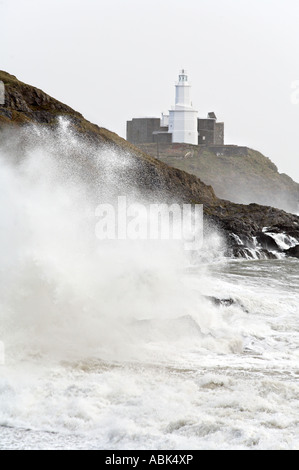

{"left": 0, "top": 258, "right": 298, "bottom": 450}
{"left": 0, "top": 123, "right": 298, "bottom": 450}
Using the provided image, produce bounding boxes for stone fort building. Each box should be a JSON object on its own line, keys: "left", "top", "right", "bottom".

{"left": 126, "top": 70, "right": 224, "bottom": 146}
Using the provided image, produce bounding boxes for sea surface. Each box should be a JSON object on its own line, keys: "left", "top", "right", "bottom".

{"left": 0, "top": 258, "right": 298, "bottom": 450}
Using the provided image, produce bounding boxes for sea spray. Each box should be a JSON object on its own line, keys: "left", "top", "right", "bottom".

{"left": 0, "top": 123, "right": 298, "bottom": 449}
{"left": 0, "top": 120, "right": 240, "bottom": 365}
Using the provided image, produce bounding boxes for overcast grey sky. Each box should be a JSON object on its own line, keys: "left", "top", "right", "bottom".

{"left": 1, "top": 0, "right": 299, "bottom": 181}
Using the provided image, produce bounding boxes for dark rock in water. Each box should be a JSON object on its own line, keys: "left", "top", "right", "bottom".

{"left": 267, "top": 224, "right": 299, "bottom": 240}
{"left": 210, "top": 205, "right": 299, "bottom": 260}
{"left": 206, "top": 296, "right": 235, "bottom": 307}
{"left": 225, "top": 244, "right": 278, "bottom": 260}
{"left": 262, "top": 249, "right": 278, "bottom": 260}
{"left": 205, "top": 296, "right": 249, "bottom": 313}
{"left": 284, "top": 244, "right": 299, "bottom": 258}
{"left": 255, "top": 231, "right": 282, "bottom": 252}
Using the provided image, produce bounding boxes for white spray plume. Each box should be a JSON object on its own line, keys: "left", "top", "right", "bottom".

{"left": 0, "top": 120, "right": 238, "bottom": 365}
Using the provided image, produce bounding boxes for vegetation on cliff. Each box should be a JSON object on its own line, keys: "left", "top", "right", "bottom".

{"left": 137, "top": 143, "right": 299, "bottom": 214}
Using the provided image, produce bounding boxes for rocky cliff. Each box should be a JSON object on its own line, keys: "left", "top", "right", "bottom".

{"left": 1, "top": 70, "right": 299, "bottom": 259}
{"left": 137, "top": 143, "right": 299, "bottom": 215}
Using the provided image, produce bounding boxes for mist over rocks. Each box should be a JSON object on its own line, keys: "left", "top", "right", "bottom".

{"left": 1, "top": 70, "right": 299, "bottom": 260}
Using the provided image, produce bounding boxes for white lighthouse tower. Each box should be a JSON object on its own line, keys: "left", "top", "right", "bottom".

{"left": 168, "top": 70, "right": 198, "bottom": 145}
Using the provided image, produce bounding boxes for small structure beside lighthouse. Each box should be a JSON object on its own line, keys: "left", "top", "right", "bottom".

{"left": 126, "top": 70, "right": 224, "bottom": 146}
{"left": 168, "top": 69, "right": 198, "bottom": 145}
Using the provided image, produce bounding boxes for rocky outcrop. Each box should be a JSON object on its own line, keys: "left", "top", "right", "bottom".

{"left": 206, "top": 202, "right": 299, "bottom": 259}
{"left": 1, "top": 70, "right": 299, "bottom": 260}
{"left": 284, "top": 245, "right": 299, "bottom": 258}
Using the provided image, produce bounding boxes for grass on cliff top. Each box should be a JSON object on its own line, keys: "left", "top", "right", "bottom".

{"left": 0, "top": 71, "right": 20, "bottom": 86}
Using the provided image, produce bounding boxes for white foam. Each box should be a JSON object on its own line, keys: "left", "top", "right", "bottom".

{"left": 266, "top": 232, "right": 298, "bottom": 250}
